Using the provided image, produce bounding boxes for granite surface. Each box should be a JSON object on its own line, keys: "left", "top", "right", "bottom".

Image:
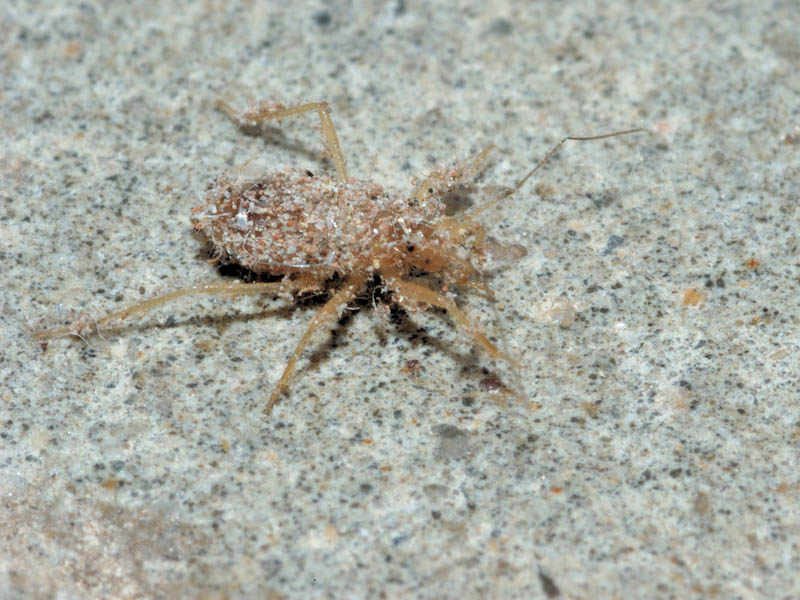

{"left": 2, "top": 1, "right": 798, "bottom": 598}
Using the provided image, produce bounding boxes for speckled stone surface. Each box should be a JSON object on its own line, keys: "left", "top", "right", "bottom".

{"left": 2, "top": 1, "right": 798, "bottom": 598}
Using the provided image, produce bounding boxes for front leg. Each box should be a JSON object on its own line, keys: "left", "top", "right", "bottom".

{"left": 265, "top": 274, "right": 366, "bottom": 413}
{"left": 385, "top": 275, "right": 517, "bottom": 368}
{"left": 411, "top": 143, "right": 496, "bottom": 204}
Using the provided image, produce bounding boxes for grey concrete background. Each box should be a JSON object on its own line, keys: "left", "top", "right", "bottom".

{"left": 2, "top": 1, "right": 798, "bottom": 598}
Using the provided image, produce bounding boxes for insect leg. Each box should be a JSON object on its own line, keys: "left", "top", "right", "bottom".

{"left": 217, "top": 99, "right": 348, "bottom": 183}
{"left": 265, "top": 274, "right": 366, "bottom": 414}
{"left": 388, "top": 277, "right": 519, "bottom": 369}
{"left": 411, "top": 143, "right": 496, "bottom": 204}
{"left": 35, "top": 280, "right": 297, "bottom": 341}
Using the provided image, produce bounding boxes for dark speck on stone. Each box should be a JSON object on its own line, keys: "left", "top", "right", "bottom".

{"left": 601, "top": 235, "right": 625, "bottom": 255}
{"left": 313, "top": 11, "right": 331, "bottom": 27}
{"left": 435, "top": 424, "right": 466, "bottom": 439}
{"left": 487, "top": 18, "right": 512, "bottom": 36}
{"left": 434, "top": 424, "right": 470, "bottom": 459}
{"left": 538, "top": 567, "right": 561, "bottom": 597}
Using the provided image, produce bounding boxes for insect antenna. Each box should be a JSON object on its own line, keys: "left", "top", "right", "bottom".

{"left": 464, "top": 128, "right": 645, "bottom": 220}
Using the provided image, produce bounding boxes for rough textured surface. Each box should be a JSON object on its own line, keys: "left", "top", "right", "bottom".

{"left": 2, "top": 1, "right": 798, "bottom": 598}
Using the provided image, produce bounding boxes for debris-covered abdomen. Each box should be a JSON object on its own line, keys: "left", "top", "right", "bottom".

{"left": 192, "top": 170, "right": 443, "bottom": 277}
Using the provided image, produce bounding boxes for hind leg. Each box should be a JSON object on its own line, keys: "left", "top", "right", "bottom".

{"left": 35, "top": 280, "right": 304, "bottom": 341}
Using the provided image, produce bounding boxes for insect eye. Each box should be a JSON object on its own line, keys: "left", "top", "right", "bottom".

{"left": 407, "top": 244, "right": 415, "bottom": 253}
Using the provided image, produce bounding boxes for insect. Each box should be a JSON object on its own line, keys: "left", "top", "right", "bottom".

{"left": 35, "top": 99, "right": 642, "bottom": 414}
